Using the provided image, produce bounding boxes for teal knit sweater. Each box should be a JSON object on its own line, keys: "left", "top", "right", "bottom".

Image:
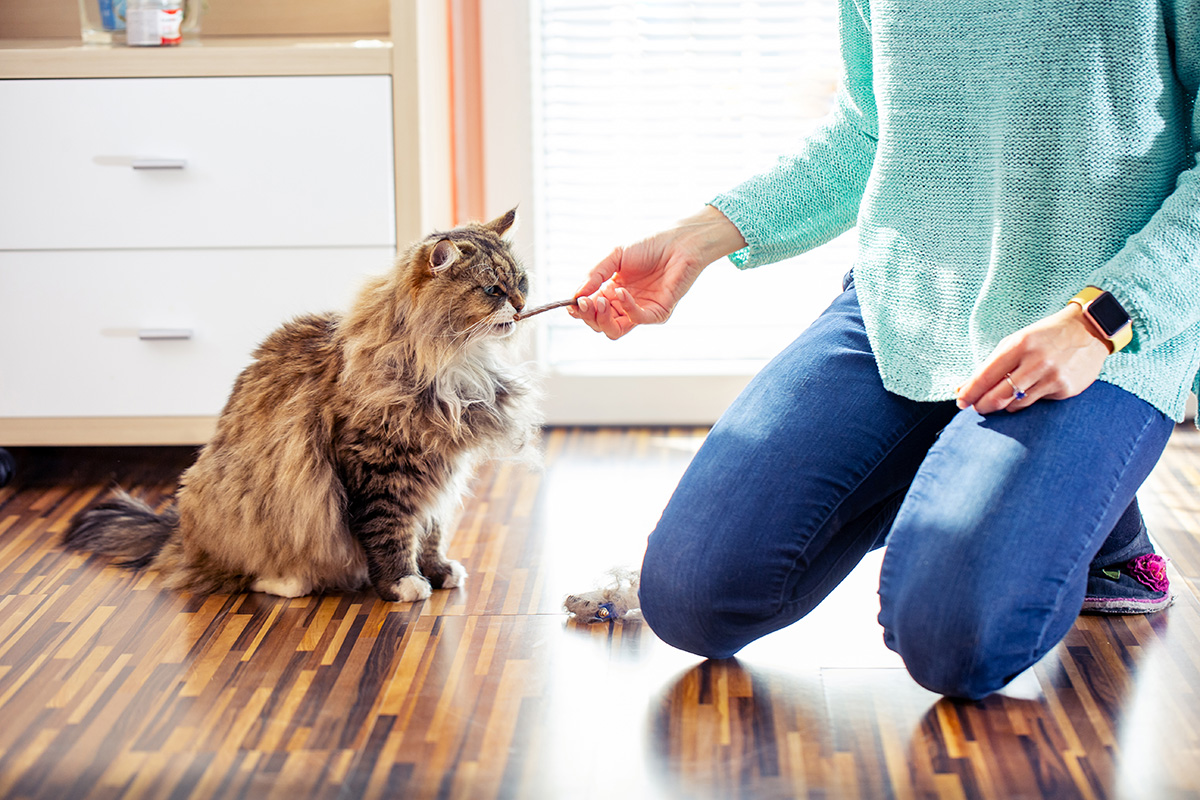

{"left": 711, "top": 0, "right": 1200, "bottom": 421}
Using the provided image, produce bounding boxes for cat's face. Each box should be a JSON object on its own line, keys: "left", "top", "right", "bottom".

{"left": 411, "top": 209, "right": 528, "bottom": 343}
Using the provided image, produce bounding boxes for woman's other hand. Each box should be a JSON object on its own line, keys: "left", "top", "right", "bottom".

{"left": 956, "top": 303, "right": 1113, "bottom": 414}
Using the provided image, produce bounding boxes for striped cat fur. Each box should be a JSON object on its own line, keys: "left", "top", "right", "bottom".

{"left": 64, "top": 209, "right": 540, "bottom": 602}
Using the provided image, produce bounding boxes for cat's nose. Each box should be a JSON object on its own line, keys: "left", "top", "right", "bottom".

{"left": 511, "top": 295, "right": 526, "bottom": 313}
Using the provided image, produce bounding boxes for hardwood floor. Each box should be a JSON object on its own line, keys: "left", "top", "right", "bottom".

{"left": 1, "top": 427, "right": 1198, "bottom": 799}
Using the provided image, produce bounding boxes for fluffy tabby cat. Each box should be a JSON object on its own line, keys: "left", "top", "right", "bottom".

{"left": 64, "top": 209, "right": 539, "bottom": 602}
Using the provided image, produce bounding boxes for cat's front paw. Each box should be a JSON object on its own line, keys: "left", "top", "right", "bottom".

{"left": 251, "top": 575, "right": 311, "bottom": 598}
{"left": 422, "top": 558, "right": 468, "bottom": 589}
{"left": 381, "top": 574, "right": 432, "bottom": 603}
{"left": 441, "top": 560, "right": 468, "bottom": 589}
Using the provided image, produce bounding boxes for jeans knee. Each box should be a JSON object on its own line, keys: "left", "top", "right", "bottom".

{"left": 895, "top": 637, "right": 1000, "bottom": 699}
{"left": 640, "top": 543, "right": 748, "bottom": 660}
{"left": 881, "top": 588, "right": 1021, "bottom": 700}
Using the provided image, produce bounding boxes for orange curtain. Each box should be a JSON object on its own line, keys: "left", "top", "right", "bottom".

{"left": 447, "top": 0, "right": 485, "bottom": 225}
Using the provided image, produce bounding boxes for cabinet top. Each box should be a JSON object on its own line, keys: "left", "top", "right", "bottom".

{"left": 0, "top": 36, "right": 393, "bottom": 79}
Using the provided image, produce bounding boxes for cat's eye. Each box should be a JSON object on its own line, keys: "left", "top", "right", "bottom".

{"left": 482, "top": 285, "right": 504, "bottom": 298}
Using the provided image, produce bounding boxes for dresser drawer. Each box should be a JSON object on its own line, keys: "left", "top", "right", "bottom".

{"left": 0, "top": 76, "right": 395, "bottom": 250}
{"left": 0, "top": 248, "right": 393, "bottom": 417}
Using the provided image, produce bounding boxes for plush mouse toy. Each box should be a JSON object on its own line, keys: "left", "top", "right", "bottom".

{"left": 563, "top": 568, "right": 641, "bottom": 622}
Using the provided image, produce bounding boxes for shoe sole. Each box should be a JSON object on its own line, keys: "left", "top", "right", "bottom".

{"left": 1081, "top": 593, "right": 1175, "bottom": 615}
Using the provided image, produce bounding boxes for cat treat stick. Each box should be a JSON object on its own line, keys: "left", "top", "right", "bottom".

{"left": 513, "top": 297, "right": 579, "bottom": 321}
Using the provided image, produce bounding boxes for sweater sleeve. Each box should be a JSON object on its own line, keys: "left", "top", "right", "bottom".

{"left": 710, "top": 0, "right": 878, "bottom": 270}
{"left": 1085, "top": 0, "right": 1200, "bottom": 355}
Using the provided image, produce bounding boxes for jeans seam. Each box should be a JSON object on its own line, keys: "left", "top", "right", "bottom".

{"left": 1030, "top": 408, "right": 1159, "bottom": 658}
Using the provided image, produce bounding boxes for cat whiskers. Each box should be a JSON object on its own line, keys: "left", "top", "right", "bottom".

{"left": 440, "top": 313, "right": 508, "bottom": 358}
{"left": 430, "top": 306, "right": 484, "bottom": 341}
{"left": 451, "top": 315, "right": 495, "bottom": 340}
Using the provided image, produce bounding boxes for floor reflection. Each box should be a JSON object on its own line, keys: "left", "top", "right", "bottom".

{"left": 636, "top": 608, "right": 1173, "bottom": 800}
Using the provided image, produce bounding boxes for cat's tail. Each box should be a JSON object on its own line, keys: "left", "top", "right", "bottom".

{"left": 62, "top": 489, "right": 177, "bottom": 570}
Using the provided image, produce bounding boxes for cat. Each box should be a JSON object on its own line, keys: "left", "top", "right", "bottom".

{"left": 63, "top": 209, "right": 540, "bottom": 602}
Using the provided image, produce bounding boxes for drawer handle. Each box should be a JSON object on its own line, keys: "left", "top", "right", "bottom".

{"left": 138, "top": 328, "right": 193, "bottom": 341}
{"left": 131, "top": 159, "right": 188, "bottom": 170}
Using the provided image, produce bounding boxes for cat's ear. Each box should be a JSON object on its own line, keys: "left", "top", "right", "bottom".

{"left": 483, "top": 207, "right": 518, "bottom": 238}
{"left": 429, "top": 238, "right": 459, "bottom": 273}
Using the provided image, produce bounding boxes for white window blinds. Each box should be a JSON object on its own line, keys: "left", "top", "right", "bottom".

{"left": 536, "top": 0, "right": 856, "bottom": 375}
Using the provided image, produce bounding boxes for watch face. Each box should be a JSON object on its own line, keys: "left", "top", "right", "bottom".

{"left": 1089, "top": 292, "right": 1131, "bottom": 336}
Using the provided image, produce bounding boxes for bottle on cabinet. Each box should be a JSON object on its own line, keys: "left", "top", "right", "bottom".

{"left": 80, "top": 0, "right": 194, "bottom": 45}
{"left": 126, "top": 0, "right": 183, "bottom": 46}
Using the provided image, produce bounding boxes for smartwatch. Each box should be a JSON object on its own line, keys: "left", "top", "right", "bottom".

{"left": 1068, "top": 286, "right": 1132, "bottom": 353}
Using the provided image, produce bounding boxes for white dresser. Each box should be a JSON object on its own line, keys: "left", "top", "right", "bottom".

{"left": 0, "top": 50, "right": 426, "bottom": 446}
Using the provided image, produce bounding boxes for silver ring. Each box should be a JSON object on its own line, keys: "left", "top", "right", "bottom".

{"left": 1005, "top": 373, "right": 1027, "bottom": 401}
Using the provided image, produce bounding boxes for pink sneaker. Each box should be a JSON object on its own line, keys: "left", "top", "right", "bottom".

{"left": 1082, "top": 553, "right": 1174, "bottom": 615}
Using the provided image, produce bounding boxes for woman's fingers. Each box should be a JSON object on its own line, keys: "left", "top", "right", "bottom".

{"left": 986, "top": 369, "right": 1040, "bottom": 414}
{"left": 955, "top": 306, "right": 1110, "bottom": 415}
{"left": 956, "top": 351, "right": 1020, "bottom": 413}
{"left": 569, "top": 284, "right": 647, "bottom": 340}
{"left": 575, "top": 248, "right": 623, "bottom": 299}
{"left": 568, "top": 289, "right": 618, "bottom": 339}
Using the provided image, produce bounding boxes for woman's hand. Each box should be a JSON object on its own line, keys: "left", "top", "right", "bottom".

{"left": 956, "top": 304, "right": 1113, "bottom": 414}
{"left": 569, "top": 206, "right": 746, "bottom": 340}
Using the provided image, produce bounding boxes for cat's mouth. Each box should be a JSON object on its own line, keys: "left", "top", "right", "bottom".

{"left": 492, "top": 321, "right": 517, "bottom": 336}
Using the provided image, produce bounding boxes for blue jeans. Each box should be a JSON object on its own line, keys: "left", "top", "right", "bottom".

{"left": 639, "top": 282, "right": 1174, "bottom": 699}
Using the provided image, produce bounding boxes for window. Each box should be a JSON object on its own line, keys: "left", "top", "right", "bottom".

{"left": 482, "top": 1, "right": 855, "bottom": 422}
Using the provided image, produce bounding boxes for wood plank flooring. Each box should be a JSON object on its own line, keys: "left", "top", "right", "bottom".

{"left": 1, "top": 426, "right": 1198, "bottom": 799}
